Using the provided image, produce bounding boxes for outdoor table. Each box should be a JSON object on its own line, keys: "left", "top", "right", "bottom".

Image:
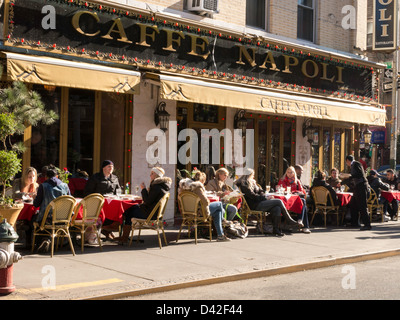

{"left": 381, "top": 190, "right": 400, "bottom": 203}
{"left": 269, "top": 193, "right": 303, "bottom": 214}
{"left": 18, "top": 202, "right": 38, "bottom": 221}
{"left": 336, "top": 192, "right": 353, "bottom": 207}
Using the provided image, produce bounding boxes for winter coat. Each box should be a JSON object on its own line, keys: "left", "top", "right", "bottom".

{"left": 234, "top": 179, "right": 266, "bottom": 211}
{"left": 205, "top": 178, "right": 233, "bottom": 198}
{"left": 140, "top": 176, "right": 172, "bottom": 219}
{"left": 179, "top": 178, "right": 210, "bottom": 216}
{"left": 84, "top": 172, "right": 121, "bottom": 196}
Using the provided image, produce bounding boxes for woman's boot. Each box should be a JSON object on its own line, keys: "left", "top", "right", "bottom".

{"left": 114, "top": 225, "right": 131, "bottom": 244}
{"left": 272, "top": 215, "right": 284, "bottom": 237}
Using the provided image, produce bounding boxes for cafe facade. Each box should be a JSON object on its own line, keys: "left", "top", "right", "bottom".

{"left": 1, "top": 0, "right": 386, "bottom": 222}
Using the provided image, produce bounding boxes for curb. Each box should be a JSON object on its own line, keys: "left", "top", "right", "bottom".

{"left": 79, "top": 248, "right": 400, "bottom": 300}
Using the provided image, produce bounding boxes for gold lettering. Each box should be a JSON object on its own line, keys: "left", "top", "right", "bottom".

{"left": 71, "top": 11, "right": 100, "bottom": 37}
{"left": 259, "top": 51, "right": 280, "bottom": 71}
{"left": 101, "top": 18, "right": 132, "bottom": 43}
{"left": 320, "top": 63, "right": 335, "bottom": 82}
{"left": 378, "top": 0, "right": 392, "bottom": 5}
{"left": 379, "top": 8, "right": 392, "bottom": 21}
{"left": 282, "top": 55, "right": 299, "bottom": 73}
{"left": 187, "top": 35, "right": 210, "bottom": 60}
{"left": 336, "top": 66, "right": 344, "bottom": 84}
{"left": 236, "top": 45, "right": 257, "bottom": 67}
{"left": 136, "top": 23, "right": 160, "bottom": 47}
{"left": 162, "top": 30, "right": 185, "bottom": 52}
{"left": 301, "top": 59, "right": 319, "bottom": 78}
{"left": 380, "top": 24, "right": 390, "bottom": 36}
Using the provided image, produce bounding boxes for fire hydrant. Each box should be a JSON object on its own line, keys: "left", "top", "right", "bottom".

{"left": 0, "top": 219, "right": 22, "bottom": 295}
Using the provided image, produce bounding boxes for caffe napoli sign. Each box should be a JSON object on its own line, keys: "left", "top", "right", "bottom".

{"left": 7, "top": 0, "right": 373, "bottom": 97}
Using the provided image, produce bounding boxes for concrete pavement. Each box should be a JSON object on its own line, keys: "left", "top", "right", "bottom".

{"left": 2, "top": 220, "right": 400, "bottom": 300}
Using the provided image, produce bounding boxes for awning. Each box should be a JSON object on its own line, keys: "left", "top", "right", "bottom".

{"left": 4, "top": 52, "right": 140, "bottom": 94}
{"left": 158, "top": 74, "right": 386, "bottom": 126}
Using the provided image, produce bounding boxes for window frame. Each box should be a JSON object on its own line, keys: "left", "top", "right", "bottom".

{"left": 297, "top": 0, "right": 316, "bottom": 43}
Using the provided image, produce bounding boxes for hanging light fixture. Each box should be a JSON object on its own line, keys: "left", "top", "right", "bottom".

{"left": 234, "top": 109, "right": 248, "bottom": 136}
{"left": 363, "top": 126, "right": 372, "bottom": 145}
{"left": 154, "top": 101, "right": 170, "bottom": 132}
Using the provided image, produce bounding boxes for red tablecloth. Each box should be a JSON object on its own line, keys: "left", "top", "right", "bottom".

{"left": 381, "top": 190, "right": 400, "bottom": 203}
{"left": 337, "top": 192, "right": 353, "bottom": 206}
{"left": 208, "top": 196, "right": 220, "bottom": 203}
{"left": 271, "top": 194, "right": 303, "bottom": 214}
{"left": 68, "top": 178, "right": 88, "bottom": 196}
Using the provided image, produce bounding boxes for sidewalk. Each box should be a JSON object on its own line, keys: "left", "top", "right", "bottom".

{"left": 2, "top": 220, "right": 400, "bottom": 300}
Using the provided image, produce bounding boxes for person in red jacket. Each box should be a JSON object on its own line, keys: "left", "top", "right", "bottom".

{"left": 278, "top": 166, "right": 310, "bottom": 233}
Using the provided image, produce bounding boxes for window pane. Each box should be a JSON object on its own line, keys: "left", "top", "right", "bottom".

{"left": 298, "top": 0, "right": 313, "bottom": 8}
{"left": 30, "top": 86, "right": 61, "bottom": 171}
{"left": 333, "top": 131, "right": 341, "bottom": 170}
{"left": 246, "top": 0, "right": 266, "bottom": 29}
{"left": 283, "top": 122, "right": 293, "bottom": 173}
{"left": 323, "top": 128, "right": 331, "bottom": 173}
{"left": 257, "top": 120, "right": 267, "bottom": 188}
{"left": 270, "top": 121, "right": 280, "bottom": 189}
{"left": 193, "top": 104, "right": 218, "bottom": 123}
{"left": 297, "top": 6, "right": 314, "bottom": 42}
{"left": 67, "top": 89, "right": 95, "bottom": 176}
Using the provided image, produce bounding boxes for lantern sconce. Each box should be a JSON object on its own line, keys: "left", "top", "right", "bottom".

{"left": 363, "top": 126, "right": 372, "bottom": 145}
{"left": 154, "top": 101, "right": 170, "bottom": 132}
{"left": 234, "top": 109, "right": 248, "bottom": 136}
{"left": 302, "top": 118, "right": 314, "bottom": 145}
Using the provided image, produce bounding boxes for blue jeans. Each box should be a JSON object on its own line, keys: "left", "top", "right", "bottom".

{"left": 209, "top": 201, "right": 225, "bottom": 236}
{"left": 298, "top": 198, "right": 309, "bottom": 228}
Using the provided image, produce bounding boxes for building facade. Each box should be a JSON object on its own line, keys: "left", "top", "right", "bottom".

{"left": 0, "top": 0, "right": 386, "bottom": 222}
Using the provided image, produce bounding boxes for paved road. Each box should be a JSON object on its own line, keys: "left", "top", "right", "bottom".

{"left": 122, "top": 255, "right": 400, "bottom": 300}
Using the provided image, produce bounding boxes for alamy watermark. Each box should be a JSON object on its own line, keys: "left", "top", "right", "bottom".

{"left": 146, "top": 121, "right": 254, "bottom": 175}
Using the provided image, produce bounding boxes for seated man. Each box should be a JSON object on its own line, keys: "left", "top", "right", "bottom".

{"left": 326, "top": 168, "right": 342, "bottom": 189}
{"left": 383, "top": 169, "right": 399, "bottom": 220}
{"left": 367, "top": 169, "right": 390, "bottom": 221}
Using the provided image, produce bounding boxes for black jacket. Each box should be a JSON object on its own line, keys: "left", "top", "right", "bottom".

{"left": 350, "top": 161, "right": 367, "bottom": 186}
{"left": 368, "top": 176, "right": 389, "bottom": 197}
{"left": 140, "top": 177, "right": 172, "bottom": 219}
{"left": 310, "top": 179, "right": 339, "bottom": 206}
{"left": 84, "top": 172, "right": 121, "bottom": 196}
{"left": 235, "top": 179, "right": 265, "bottom": 210}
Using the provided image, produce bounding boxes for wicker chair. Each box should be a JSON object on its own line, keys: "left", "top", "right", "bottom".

{"left": 31, "top": 195, "right": 77, "bottom": 257}
{"left": 129, "top": 193, "right": 170, "bottom": 249}
{"left": 70, "top": 193, "right": 105, "bottom": 252}
{"left": 367, "top": 189, "right": 385, "bottom": 223}
{"left": 177, "top": 191, "right": 213, "bottom": 244}
{"left": 310, "top": 186, "right": 342, "bottom": 227}
{"left": 238, "top": 188, "right": 266, "bottom": 232}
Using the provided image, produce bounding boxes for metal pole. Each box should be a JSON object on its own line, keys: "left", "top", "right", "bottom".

{"left": 390, "top": 0, "right": 399, "bottom": 170}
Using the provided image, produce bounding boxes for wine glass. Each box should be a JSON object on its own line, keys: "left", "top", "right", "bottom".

{"left": 266, "top": 185, "right": 271, "bottom": 193}
{"left": 287, "top": 186, "right": 291, "bottom": 195}
{"left": 391, "top": 184, "right": 395, "bottom": 191}
{"left": 135, "top": 185, "right": 140, "bottom": 195}
{"left": 340, "top": 185, "right": 345, "bottom": 192}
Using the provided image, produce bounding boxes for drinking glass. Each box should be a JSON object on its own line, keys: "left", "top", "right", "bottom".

{"left": 391, "top": 185, "right": 395, "bottom": 191}
{"left": 135, "top": 185, "right": 140, "bottom": 195}
{"left": 287, "top": 186, "right": 291, "bottom": 195}
{"left": 116, "top": 189, "right": 121, "bottom": 198}
{"left": 266, "top": 185, "right": 271, "bottom": 193}
{"left": 340, "top": 185, "right": 345, "bottom": 192}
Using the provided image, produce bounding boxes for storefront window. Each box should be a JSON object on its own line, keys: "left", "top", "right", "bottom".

{"left": 333, "top": 130, "right": 341, "bottom": 170}
{"left": 283, "top": 122, "right": 293, "bottom": 174}
{"left": 67, "top": 89, "right": 95, "bottom": 175}
{"left": 193, "top": 104, "right": 218, "bottom": 123}
{"left": 101, "top": 92, "right": 126, "bottom": 183}
{"left": 257, "top": 120, "right": 267, "bottom": 188}
{"left": 30, "top": 86, "right": 61, "bottom": 172}
{"left": 323, "top": 128, "right": 331, "bottom": 174}
{"left": 270, "top": 121, "right": 280, "bottom": 188}
{"left": 311, "top": 130, "right": 319, "bottom": 171}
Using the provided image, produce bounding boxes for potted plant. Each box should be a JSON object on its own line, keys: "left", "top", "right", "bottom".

{"left": 0, "top": 80, "right": 58, "bottom": 226}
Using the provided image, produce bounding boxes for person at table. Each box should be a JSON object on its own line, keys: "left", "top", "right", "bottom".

{"left": 83, "top": 160, "right": 121, "bottom": 196}
{"left": 278, "top": 166, "right": 310, "bottom": 234}
{"left": 205, "top": 168, "right": 239, "bottom": 220}
{"left": 179, "top": 171, "right": 233, "bottom": 242}
{"left": 32, "top": 165, "right": 71, "bottom": 253}
{"left": 235, "top": 168, "right": 302, "bottom": 237}
{"left": 294, "top": 164, "right": 309, "bottom": 190}
{"left": 367, "top": 169, "right": 390, "bottom": 221}
{"left": 345, "top": 155, "right": 371, "bottom": 230}
{"left": 310, "top": 170, "right": 340, "bottom": 207}
{"left": 326, "top": 168, "right": 342, "bottom": 190}
{"left": 114, "top": 167, "right": 172, "bottom": 244}
{"left": 381, "top": 169, "right": 399, "bottom": 220}
{"left": 12, "top": 167, "right": 39, "bottom": 201}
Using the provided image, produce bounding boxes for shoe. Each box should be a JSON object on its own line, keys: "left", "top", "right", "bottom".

{"left": 217, "top": 235, "right": 232, "bottom": 242}
{"left": 302, "top": 228, "right": 311, "bottom": 234}
{"left": 360, "top": 225, "right": 372, "bottom": 231}
{"left": 272, "top": 229, "right": 284, "bottom": 237}
{"left": 37, "top": 239, "right": 50, "bottom": 253}
{"left": 297, "top": 219, "right": 304, "bottom": 228}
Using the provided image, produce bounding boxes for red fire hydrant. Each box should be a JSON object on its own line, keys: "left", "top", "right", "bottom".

{"left": 0, "top": 219, "right": 22, "bottom": 295}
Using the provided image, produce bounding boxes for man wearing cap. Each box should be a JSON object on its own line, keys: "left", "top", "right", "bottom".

{"left": 345, "top": 155, "right": 371, "bottom": 230}
{"left": 367, "top": 169, "right": 390, "bottom": 221}
{"left": 84, "top": 160, "right": 121, "bottom": 196}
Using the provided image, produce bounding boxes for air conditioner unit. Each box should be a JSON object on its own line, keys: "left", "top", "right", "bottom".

{"left": 187, "top": 0, "right": 218, "bottom": 14}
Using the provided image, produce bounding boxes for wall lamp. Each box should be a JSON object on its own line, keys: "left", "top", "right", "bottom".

{"left": 154, "top": 101, "right": 170, "bottom": 132}
{"left": 234, "top": 109, "right": 248, "bottom": 136}
{"left": 363, "top": 126, "right": 372, "bottom": 145}
{"left": 302, "top": 118, "right": 314, "bottom": 145}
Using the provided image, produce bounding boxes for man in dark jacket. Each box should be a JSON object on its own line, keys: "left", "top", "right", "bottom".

{"left": 346, "top": 155, "right": 371, "bottom": 230}
{"left": 367, "top": 169, "right": 390, "bottom": 220}
{"left": 381, "top": 169, "right": 399, "bottom": 220}
{"left": 84, "top": 160, "right": 121, "bottom": 196}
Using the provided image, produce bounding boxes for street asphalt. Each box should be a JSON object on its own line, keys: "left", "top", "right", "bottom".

{"left": 2, "top": 219, "right": 400, "bottom": 300}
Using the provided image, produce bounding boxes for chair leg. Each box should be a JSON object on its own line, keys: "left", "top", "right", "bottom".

{"left": 81, "top": 229, "right": 85, "bottom": 253}
{"left": 156, "top": 229, "right": 162, "bottom": 249}
{"left": 31, "top": 232, "right": 36, "bottom": 253}
{"left": 176, "top": 223, "right": 184, "bottom": 243}
{"left": 194, "top": 223, "right": 198, "bottom": 245}
{"left": 161, "top": 227, "right": 168, "bottom": 246}
{"left": 67, "top": 231, "right": 75, "bottom": 256}
{"left": 128, "top": 226, "right": 134, "bottom": 247}
{"left": 51, "top": 233, "right": 55, "bottom": 258}
{"left": 95, "top": 226, "right": 103, "bottom": 251}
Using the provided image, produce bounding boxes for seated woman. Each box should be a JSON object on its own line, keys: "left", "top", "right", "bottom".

{"left": 235, "top": 168, "right": 301, "bottom": 237}
{"left": 278, "top": 166, "right": 311, "bottom": 234}
{"left": 115, "top": 167, "right": 172, "bottom": 243}
{"left": 310, "top": 169, "right": 340, "bottom": 207}
{"left": 12, "top": 167, "right": 39, "bottom": 201}
{"left": 205, "top": 167, "right": 239, "bottom": 220}
{"left": 179, "top": 171, "right": 232, "bottom": 242}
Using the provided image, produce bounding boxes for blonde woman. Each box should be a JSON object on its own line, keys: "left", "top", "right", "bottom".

{"left": 12, "top": 167, "right": 39, "bottom": 200}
